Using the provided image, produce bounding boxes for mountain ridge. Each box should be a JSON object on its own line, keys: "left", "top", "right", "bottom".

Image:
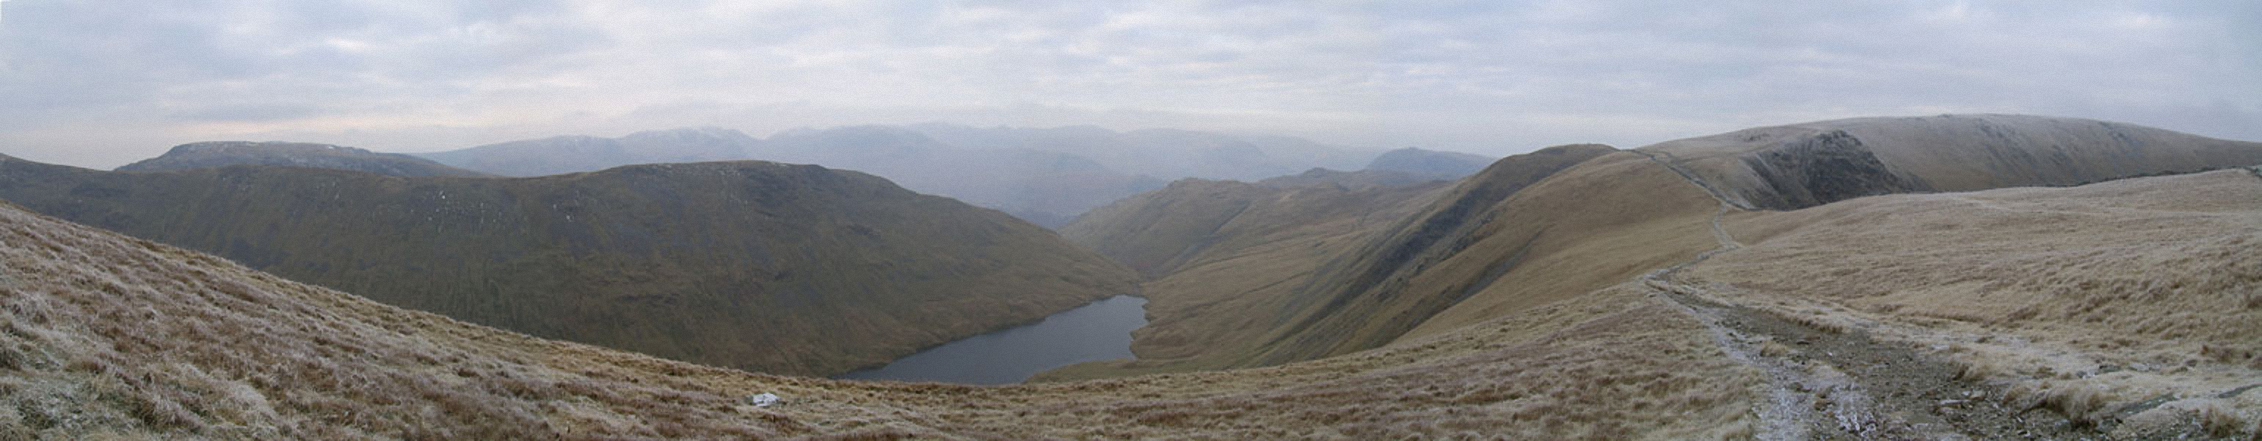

{"left": 117, "top": 141, "right": 488, "bottom": 178}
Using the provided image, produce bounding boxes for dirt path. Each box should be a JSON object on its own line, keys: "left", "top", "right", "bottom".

{"left": 1632, "top": 152, "right": 2093, "bottom": 440}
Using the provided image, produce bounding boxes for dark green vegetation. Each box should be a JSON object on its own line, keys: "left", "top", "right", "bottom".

{"left": 0, "top": 156, "right": 1139, "bottom": 376}
{"left": 118, "top": 141, "right": 488, "bottom": 178}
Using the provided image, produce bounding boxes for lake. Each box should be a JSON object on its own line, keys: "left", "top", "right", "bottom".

{"left": 837, "top": 295, "right": 1147, "bottom": 385}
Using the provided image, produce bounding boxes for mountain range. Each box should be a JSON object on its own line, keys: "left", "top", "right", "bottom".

{"left": 415, "top": 124, "right": 1408, "bottom": 228}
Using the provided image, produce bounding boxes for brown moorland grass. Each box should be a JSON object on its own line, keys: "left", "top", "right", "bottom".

{"left": 0, "top": 200, "right": 1765, "bottom": 439}
{"left": 1683, "top": 169, "right": 2262, "bottom": 437}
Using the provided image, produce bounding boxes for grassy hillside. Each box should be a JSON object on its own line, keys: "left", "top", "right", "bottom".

{"left": 1645, "top": 114, "right": 2262, "bottom": 209}
{"left": 1055, "top": 177, "right": 1453, "bottom": 377}
{"left": 8, "top": 162, "right": 2254, "bottom": 438}
{"left": 117, "top": 141, "right": 487, "bottom": 178}
{"left": 1677, "top": 168, "right": 2262, "bottom": 437}
{"left": 1057, "top": 144, "right": 1618, "bottom": 375}
{"left": 0, "top": 156, "right": 1139, "bottom": 376}
{"left": 0, "top": 200, "right": 1766, "bottom": 439}
{"left": 1066, "top": 115, "right": 2262, "bottom": 378}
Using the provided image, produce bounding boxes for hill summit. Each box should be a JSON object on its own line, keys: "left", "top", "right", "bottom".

{"left": 117, "top": 141, "right": 487, "bottom": 178}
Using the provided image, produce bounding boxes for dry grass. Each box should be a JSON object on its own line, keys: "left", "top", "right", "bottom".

{"left": 0, "top": 200, "right": 1770, "bottom": 438}
{"left": 1685, "top": 169, "right": 2262, "bottom": 435}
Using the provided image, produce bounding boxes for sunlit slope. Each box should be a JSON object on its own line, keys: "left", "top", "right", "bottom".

{"left": 1646, "top": 114, "right": 2262, "bottom": 210}
{"left": 0, "top": 157, "right": 1138, "bottom": 376}
{"left": 1056, "top": 177, "right": 1454, "bottom": 376}
{"left": 0, "top": 201, "right": 1763, "bottom": 439}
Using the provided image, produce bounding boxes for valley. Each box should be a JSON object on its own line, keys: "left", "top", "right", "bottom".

{"left": 0, "top": 156, "right": 1139, "bottom": 377}
{"left": 3, "top": 114, "right": 2259, "bottom": 438}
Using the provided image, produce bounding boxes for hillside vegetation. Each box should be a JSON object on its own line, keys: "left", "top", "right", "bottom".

{"left": 7, "top": 155, "right": 2256, "bottom": 439}
{"left": 1067, "top": 115, "right": 2262, "bottom": 377}
{"left": 0, "top": 158, "right": 1138, "bottom": 376}
{"left": 0, "top": 200, "right": 1767, "bottom": 439}
{"left": 8, "top": 114, "right": 2261, "bottom": 438}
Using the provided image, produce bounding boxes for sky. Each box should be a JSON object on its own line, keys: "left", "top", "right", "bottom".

{"left": 0, "top": 0, "right": 2256, "bottom": 169}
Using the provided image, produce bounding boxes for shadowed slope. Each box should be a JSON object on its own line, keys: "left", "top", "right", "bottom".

{"left": 0, "top": 156, "right": 1138, "bottom": 376}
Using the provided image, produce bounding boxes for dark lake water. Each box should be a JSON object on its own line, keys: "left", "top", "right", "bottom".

{"left": 837, "top": 295, "right": 1147, "bottom": 385}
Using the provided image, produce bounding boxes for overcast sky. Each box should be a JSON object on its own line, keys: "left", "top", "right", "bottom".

{"left": 0, "top": 0, "right": 2256, "bottom": 169}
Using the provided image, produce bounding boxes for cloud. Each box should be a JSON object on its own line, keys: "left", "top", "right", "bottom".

{"left": 0, "top": 0, "right": 2255, "bottom": 168}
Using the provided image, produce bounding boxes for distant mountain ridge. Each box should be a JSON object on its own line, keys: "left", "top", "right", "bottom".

{"left": 0, "top": 156, "right": 1140, "bottom": 376}
{"left": 1362, "top": 147, "right": 1495, "bottom": 179}
{"left": 416, "top": 127, "right": 758, "bottom": 178}
{"left": 118, "top": 141, "right": 487, "bottom": 177}
{"left": 415, "top": 125, "right": 1380, "bottom": 227}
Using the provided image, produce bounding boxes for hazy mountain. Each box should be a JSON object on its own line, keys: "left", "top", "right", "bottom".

{"left": 0, "top": 156, "right": 1139, "bottom": 376}
{"left": 1362, "top": 147, "right": 1495, "bottom": 179}
{"left": 117, "top": 141, "right": 487, "bottom": 177}
{"left": 418, "top": 125, "right": 1197, "bottom": 228}
{"left": 418, "top": 127, "right": 758, "bottom": 177}
{"left": 905, "top": 123, "right": 1380, "bottom": 182}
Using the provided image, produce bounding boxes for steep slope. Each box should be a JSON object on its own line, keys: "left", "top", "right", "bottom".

{"left": 117, "top": 142, "right": 487, "bottom": 178}
{"left": 1645, "top": 114, "right": 2262, "bottom": 210}
{"left": 0, "top": 199, "right": 1769, "bottom": 439}
{"left": 1059, "top": 144, "right": 1618, "bottom": 374}
{"left": 0, "top": 156, "right": 1138, "bottom": 376}
{"left": 1075, "top": 114, "right": 2262, "bottom": 378}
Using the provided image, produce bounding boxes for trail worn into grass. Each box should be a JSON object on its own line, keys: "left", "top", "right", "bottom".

{"left": 1634, "top": 154, "right": 2097, "bottom": 440}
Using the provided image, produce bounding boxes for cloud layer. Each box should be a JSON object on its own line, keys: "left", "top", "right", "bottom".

{"left": 1, "top": 0, "right": 2256, "bottom": 168}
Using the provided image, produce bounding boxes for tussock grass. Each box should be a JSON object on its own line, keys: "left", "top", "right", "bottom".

{"left": 1692, "top": 169, "right": 2262, "bottom": 437}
